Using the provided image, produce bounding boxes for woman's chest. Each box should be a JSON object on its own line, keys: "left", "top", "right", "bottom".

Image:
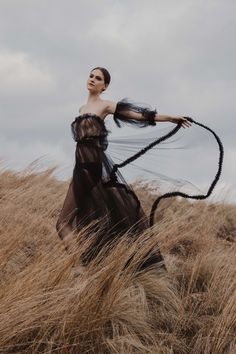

{"left": 79, "top": 103, "right": 107, "bottom": 119}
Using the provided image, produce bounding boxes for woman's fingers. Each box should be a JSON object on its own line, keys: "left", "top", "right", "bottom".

{"left": 181, "top": 117, "right": 192, "bottom": 128}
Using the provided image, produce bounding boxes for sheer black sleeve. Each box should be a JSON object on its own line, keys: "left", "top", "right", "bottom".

{"left": 113, "top": 98, "right": 157, "bottom": 128}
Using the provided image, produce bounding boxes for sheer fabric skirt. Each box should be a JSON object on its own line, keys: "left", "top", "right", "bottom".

{"left": 56, "top": 137, "right": 164, "bottom": 267}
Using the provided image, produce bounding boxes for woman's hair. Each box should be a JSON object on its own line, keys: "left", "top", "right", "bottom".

{"left": 91, "top": 67, "right": 111, "bottom": 90}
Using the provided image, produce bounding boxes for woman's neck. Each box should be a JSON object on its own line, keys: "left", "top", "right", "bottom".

{"left": 87, "top": 92, "right": 101, "bottom": 104}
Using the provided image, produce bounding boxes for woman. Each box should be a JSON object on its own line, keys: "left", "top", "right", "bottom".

{"left": 56, "top": 67, "right": 191, "bottom": 268}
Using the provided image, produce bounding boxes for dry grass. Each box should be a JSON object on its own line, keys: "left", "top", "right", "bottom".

{"left": 0, "top": 161, "right": 235, "bottom": 353}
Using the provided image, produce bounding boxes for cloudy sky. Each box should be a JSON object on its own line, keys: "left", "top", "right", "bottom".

{"left": 0, "top": 0, "right": 235, "bottom": 203}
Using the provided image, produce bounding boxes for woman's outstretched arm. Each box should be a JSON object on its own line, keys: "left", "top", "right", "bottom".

{"left": 155, "top": 114, "right": 192, "bottom": 128}
{"left": 105, "top": 99, "right": 192, "bottom": 128}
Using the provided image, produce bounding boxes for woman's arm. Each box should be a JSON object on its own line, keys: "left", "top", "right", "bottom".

{"left": 105, "top": 100, "right": 191, "bottom": 128}
{"left": 156, "top": 114, "right": 192, "bottom": 128}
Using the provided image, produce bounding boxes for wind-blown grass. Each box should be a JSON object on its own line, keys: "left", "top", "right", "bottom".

{"left": 0, "top": 162, "right": 235, "bottom": 353}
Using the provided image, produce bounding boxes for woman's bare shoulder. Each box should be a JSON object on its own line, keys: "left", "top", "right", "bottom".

{"left": 78, "top": 104, "right": 85, "bottom": 113}
{"left": 103, "top": 99, "right": 118, "bottom": 115}
{"left": 78, "top": 99, "right": 117, "bottom": 117}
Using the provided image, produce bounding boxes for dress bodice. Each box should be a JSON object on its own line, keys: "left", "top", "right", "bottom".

{"left": 71, "top": 113, "right": 109, "bottom": 150}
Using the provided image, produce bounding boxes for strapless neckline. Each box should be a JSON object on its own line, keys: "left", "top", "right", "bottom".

{"left": 77, "top": 113, "right": 105, "bottom": 122}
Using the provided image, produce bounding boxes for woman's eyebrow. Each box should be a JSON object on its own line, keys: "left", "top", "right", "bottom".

{"left": 90, "top": 73, "right": 102, "bottom": 79}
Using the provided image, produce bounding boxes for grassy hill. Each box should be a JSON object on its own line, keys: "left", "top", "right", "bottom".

{"left": 0, "top": 163, "right": 235, "bottom": 353}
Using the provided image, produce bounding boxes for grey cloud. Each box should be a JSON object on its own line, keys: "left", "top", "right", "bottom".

{"left": 0, "top": 0, "right": 235, "bottom": 202}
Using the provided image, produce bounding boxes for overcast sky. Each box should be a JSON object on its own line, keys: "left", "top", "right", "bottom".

{"left": 0, "top": 0, "right": 235, "bottom": 203}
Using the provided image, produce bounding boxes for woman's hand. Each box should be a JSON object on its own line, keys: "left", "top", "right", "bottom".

{"left": 171, "top": 116, "right": 192, "bottom": 128}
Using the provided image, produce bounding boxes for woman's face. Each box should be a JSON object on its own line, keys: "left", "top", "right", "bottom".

{"left": 87, "top": 69, "right": 107, "bottom": 93}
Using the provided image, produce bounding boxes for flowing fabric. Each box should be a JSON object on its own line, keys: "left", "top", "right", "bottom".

{"left": 56, "top": 98, "right": 223, "bottom": 268}
{"left": 56, "top": 99, "right": 166, "bottom": 269}
{"left": 113, "top": 98, "right": 157, "bottom": 128}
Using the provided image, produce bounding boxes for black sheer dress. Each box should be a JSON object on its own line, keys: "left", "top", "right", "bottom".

{"left": 56, "top": 98, "right": 165, "bottom": 269}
